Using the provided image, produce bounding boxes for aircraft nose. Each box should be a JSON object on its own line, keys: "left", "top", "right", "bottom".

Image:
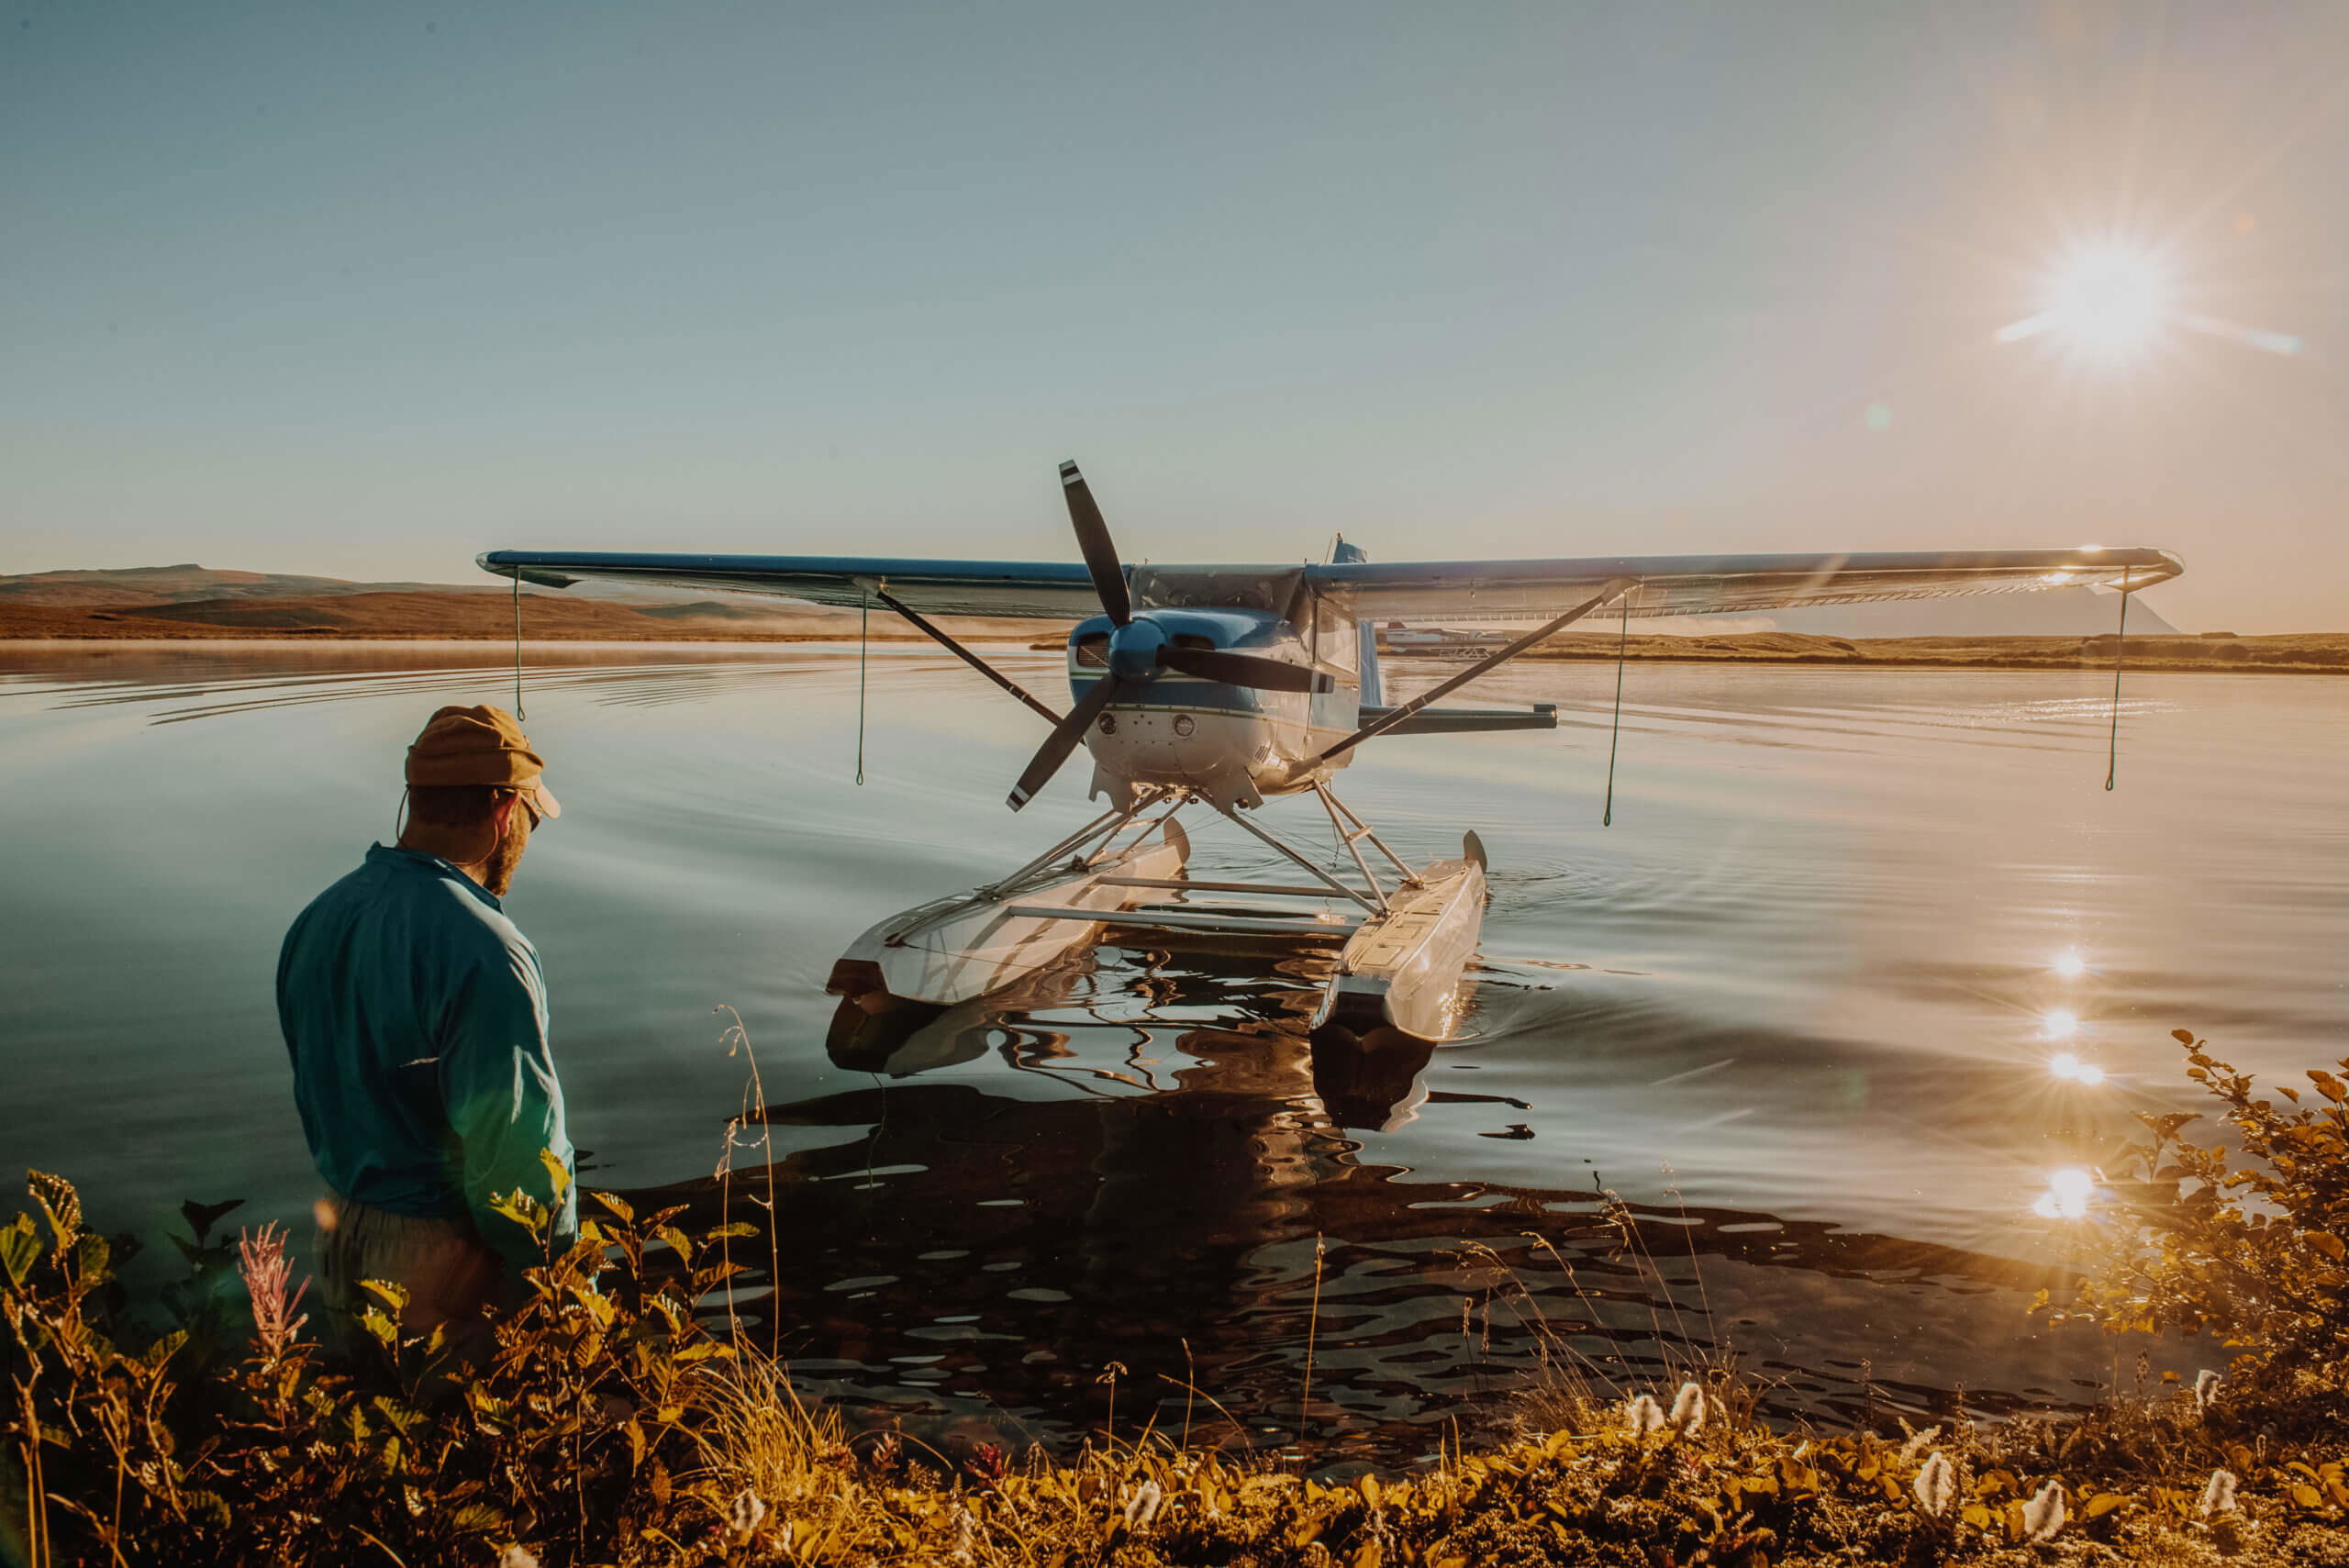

{"left": 1106, "top": 618, "right": 1166, "bottom": 681}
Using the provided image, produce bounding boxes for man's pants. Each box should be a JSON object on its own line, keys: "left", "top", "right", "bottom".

{"left": 314, "top": 1191, "right": 516, "bottom": 1372}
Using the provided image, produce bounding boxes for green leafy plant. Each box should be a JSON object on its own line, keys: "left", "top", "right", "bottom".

{"left": 2, "top": 1166, "right": 762, "bottom": 1566}
{"left": 2041, "top": 1029, "right": 2349, "bottom": 1368}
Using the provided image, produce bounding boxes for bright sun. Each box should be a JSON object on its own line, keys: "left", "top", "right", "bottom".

{"left": 2047, "top": 248, "right": 2168, "bottom": 352}
{"left": 1998, "top": 244, "right": 2173, "bottom": 360}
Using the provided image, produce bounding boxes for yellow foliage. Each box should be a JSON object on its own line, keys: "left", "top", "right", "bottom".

{"left": 11, "top": 1026, "right": 2349, "bottom": 1568}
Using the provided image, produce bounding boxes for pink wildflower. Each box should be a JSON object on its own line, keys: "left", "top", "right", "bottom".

{"left": 236, "top": 1222, "right": 310, "bottom": 1359}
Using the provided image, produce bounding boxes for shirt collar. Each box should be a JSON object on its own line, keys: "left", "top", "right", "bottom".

{"left": 367, "top": 842, "right": 504, "bottom": 910}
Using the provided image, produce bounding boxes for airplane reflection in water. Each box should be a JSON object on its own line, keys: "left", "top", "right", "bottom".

{"left": 626, "top": 940, "right": 2106, "bottom": 1464}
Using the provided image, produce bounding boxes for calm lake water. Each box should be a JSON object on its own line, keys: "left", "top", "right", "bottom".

{"left": 3, "top": 640, "right": 2343, "bottom": 1462}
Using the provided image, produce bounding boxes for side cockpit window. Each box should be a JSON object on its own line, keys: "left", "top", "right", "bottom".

{"left": 1313, "top": 601, "right": 1359, "bottom": 676}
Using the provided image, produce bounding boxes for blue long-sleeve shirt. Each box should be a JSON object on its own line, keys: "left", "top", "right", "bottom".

{"left": 278, "top": 844, "right": 576, "bottom": 1269}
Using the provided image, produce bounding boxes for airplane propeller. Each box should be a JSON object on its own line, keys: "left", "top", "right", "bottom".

{"left": 1157, "top": 643, "right": 1324, "bottom": 691}
{"left": 1008, "top": 462, "right": 1330, "bottom": 810}
{"left": 1061, "top": 461, "right": 1132, "bottom": 627}
{"left": 1008, "top": 669, "right": 1129, "bottom": 811}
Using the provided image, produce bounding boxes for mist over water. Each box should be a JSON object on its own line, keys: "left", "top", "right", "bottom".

{"left": 4, "top": 641, "right": 2343, "bottom": 1461}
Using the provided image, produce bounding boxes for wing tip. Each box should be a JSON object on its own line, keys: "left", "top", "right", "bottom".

{"left": 475, "top": 551, "right": 579, "bottom": 590}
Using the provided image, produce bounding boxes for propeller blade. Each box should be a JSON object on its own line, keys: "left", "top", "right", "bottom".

{"left": 1059, "top": 460, "right": 1131, "bottom": 626}
{"left": 1157, "top": 645, "right": 1332, "bottom": 694}
{"left": 1008, "top": 674, "right": 1126, "bottom": 811}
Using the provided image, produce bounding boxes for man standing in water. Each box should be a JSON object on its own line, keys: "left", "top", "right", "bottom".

{"left": 278, "top": 704, "right": 576, "bottom": 1358}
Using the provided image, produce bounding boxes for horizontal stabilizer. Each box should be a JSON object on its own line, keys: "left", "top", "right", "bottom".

{"left": 1353, "top": 704, "right": 1557, "bottom": 737}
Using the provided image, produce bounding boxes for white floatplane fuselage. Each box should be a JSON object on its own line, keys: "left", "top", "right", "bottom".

{"left": 1064, "top": 603, "right": 1368, "bottom": 810}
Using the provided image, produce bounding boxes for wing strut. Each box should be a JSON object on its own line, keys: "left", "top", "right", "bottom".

{"left": 869, "top": 586, "right": 1065, "bottom": 727}
{"left": 854, "top": 593, "right": 869, "bottom": 785}
{"left": 1308, "top": 580, "right": 1634, "bottom": 765}
{"left": 511, "top": 572, "right": 527, "bottom": 720}
{"left": 2105, "top": 568, "right": 2133, "bottom": 792}
{"left": 1601, "top": 585, "right": 1631, "bottom": 826}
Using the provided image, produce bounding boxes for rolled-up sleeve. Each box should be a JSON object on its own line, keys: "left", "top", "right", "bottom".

{"left": 439, "top": 942, "right": 577, "bottom": 1269}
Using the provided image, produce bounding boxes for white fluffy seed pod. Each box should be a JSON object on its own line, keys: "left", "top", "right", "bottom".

{"left": 2194, "top": 1369, "right": 2223, "bottom": 1411}
{"left": 1624, "top": 1394, "right": 1665, "bottom": 1437}
{"left": 2023, "top": 1479, "right": 2067, "bottom": 1542}
{"left": 1912, "top": 1451, "right": 1955, "bottom": 1518}
{"left": 1668, "top": 1381, "right": 1706, "bottom": 1435}
{"left": 2199, "top": 1468, "right": 2239, "bottom": 1518}
{"left": 1123, "top": 1479, "right": 1164, "bottom": 1529}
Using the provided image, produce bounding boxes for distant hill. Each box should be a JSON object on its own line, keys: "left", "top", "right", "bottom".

{"left": 1509, "top": 628, "right": 2347, "bottom": 674}
{"left": 0, "top": 564, "right": 1043, "bottom": 642}
{"left": 1638, "top": 586, "right": 2182, "bottom": 638}
{"left": 1758, "top": 585, "right": 2182, "bottom": 638}
{"left": 0, "top": 563, "right": 483, "bottom": 606}
{"left": 105, "top": 591, "right": 695, "bottom": 637}
{"left": 0, "top": 562, "right": 767, "bottom": 608}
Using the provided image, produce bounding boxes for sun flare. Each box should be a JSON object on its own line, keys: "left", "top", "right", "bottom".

{"left": 2032, "top": 1166, "right": 2097, "bottom": 1220}
{"left": 2029, "top": 1169, "right": 2104, "bottom": 1220}
{"left": 2049, "top": 248, "right": 2168, "bottom": 351}
{"left": 1997, "top": 244, "right": 2174, "bottom": 361}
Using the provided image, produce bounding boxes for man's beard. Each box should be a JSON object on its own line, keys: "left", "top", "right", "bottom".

{"left": 479, "top": 813, "right": 532, "bottom": 896}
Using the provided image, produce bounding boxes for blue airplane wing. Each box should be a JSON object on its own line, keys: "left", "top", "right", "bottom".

{"left": 1302, "top": 547, "right": 2182, "bottom": 623}
{"left": 478, "top": 550, "right": 1104, "bottom": 619}
{"left": 481, "top": 545, "right": 2182, "bottom": 625}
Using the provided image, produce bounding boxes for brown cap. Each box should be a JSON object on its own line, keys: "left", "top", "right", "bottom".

{"left": 405, "top": 705, "right": 561, "bottom": 818}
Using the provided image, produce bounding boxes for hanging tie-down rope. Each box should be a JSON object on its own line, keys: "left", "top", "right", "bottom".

{"left": 2105, "top": 569, "right": 2132, "bottom": 791}
{"left": 511, "top": 573, "right": 526, "bottom": 720}
{"left": 853, "top": 589, "right": 871, "bottom": 786}
{"left": 1602, "top": 587, "right": 1631, "bottom": 826}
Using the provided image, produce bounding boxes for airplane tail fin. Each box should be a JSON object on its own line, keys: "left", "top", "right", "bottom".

{"left": 1331, "top": 536, "right": 1381, "bottom": 707}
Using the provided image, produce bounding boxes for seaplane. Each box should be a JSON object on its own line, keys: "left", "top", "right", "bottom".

{"left": 481, "top": 462, "right": 2179, "bottom": 1054}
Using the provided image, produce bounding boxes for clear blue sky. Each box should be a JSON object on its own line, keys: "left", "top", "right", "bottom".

{"left": 6, "top": 2, "right": 2345, "bottom": 629}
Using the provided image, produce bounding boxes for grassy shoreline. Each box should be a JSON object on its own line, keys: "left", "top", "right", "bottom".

{"left": 5, "top": 1169, "right": 2345, "bottom": 1567}
{"left": 10, "top": 1039, "right": 2349, "bottom": 1565}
